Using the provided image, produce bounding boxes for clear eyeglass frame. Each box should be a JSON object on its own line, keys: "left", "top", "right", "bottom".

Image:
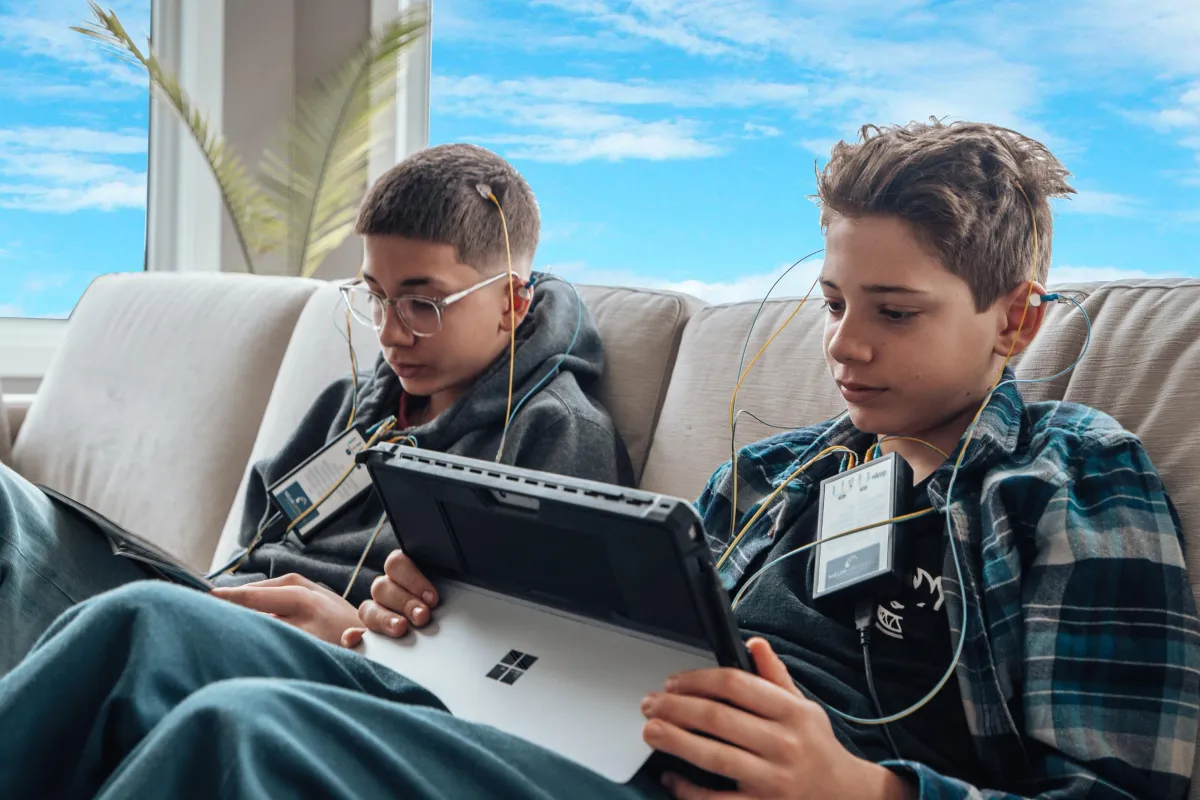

{"left": 338, "top": 270, "right": 514, "bottom": 337}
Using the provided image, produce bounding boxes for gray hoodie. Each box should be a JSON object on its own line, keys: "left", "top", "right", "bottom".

{"left": 215, "top": 275, "right": 634, "bottom": 602}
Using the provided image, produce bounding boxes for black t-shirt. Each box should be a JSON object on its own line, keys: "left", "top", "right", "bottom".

{"left": 734, "top": 476, "right": 982, "bottom": 783}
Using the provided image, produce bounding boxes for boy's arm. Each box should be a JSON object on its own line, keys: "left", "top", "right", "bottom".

{"left": 884, "top": 434, "right": 1200, "bottom": 800}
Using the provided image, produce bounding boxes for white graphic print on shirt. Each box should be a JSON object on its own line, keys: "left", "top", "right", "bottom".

{"left": 875, "top": 567, "right": 945, "bottom": 640}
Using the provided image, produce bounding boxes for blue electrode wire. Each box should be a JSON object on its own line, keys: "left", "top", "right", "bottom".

{"left": 503, "top": 274, "right": 584, "bottom": 425}
{"left": 729, "top": 293, "right": 1092, "bottom": 726}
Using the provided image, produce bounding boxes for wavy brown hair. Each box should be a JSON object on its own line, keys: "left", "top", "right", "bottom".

{"left": 815, "top": 119, "right": 1075, "bottom": 310}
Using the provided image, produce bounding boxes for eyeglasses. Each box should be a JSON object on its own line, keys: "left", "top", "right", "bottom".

{"left": 339, "top": 271, "right": 514, "bottom": 337}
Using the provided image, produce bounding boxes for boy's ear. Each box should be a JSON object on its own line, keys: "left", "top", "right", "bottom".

{"left": 498, "top": 276, "right": 533, "bottom": 332}
{"left": 993, "top": 280, "right": 1048, "bottom": 359}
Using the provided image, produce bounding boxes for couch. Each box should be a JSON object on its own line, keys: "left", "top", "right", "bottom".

{"left": 5, "top": 271, "right": 1200, "bottom": 791}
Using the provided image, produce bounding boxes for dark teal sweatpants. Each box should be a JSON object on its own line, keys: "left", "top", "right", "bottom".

{"left": 0, "top": 581, "right": 670, "bottom": 799}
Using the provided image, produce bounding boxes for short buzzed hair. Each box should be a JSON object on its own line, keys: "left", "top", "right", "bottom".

{"left": 356, "top": 143, "right": 540, "bottom": 275}
{"left": 815, "top": 119, "right": 1075, "bottom": 310}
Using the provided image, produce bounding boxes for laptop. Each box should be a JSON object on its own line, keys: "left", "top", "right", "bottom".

{"left": 353, "top": 445, "right": 751, "bottom": 785}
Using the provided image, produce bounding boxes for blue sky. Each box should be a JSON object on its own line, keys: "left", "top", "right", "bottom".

{"left": 2, "top": 0, "right": 1199, "bottom": 317}
{"left": 0, "top": 0, "right": 149, "bottom": 318}
{"left": 430, "top": 0, "right": 1200, "bottom": 300}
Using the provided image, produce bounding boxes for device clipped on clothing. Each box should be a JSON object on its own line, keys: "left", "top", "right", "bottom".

{"left": 267, "top": 425, "right": 375, "bottom": 541}
{"left": 812, "top": 451, "right": 912, "bottom": 604}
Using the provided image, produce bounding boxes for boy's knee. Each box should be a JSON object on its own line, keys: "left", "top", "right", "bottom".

{"left": 78, "top": 581, "right": 212, "bottom": 629}
{"left": 174, "top": 678, "right": 297, "bottom": 737}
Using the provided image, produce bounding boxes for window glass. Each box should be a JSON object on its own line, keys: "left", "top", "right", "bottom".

{"left": 0, "top": 0, "right": 150, "bottom": 319}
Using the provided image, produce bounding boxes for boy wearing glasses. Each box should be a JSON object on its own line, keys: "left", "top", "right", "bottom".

{"left": 0, "top": 143, "right": 634, "bottom": 673}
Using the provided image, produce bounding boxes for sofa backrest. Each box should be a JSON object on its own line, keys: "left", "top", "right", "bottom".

{"left": 210, "top": 283, "right": 382, "bottom": 568}
{"left": 209, "top": 282, "right": 704, "bottom": 570}
{"left": 12, "top": 271, "right": 319, "bottom": 572}
{"left": 575, "top": 285, "right": 705, "bottom": 481}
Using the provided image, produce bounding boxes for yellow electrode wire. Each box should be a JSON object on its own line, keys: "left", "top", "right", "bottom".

{"left": 714, "top": 444, "right": 858, "bottom": 571}
{"left": 484, "top": 189, "right": 518, "bottom": 463}
{"left": 727, "top": 274, "right": 823, "bottom": 538}
{"left": 342, "top": 433, "right": 419, "bottom": 598}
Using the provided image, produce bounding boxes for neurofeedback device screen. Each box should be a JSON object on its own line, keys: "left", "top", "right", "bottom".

{"left": 366, "top": 454, "right": 715, "bottom": 651}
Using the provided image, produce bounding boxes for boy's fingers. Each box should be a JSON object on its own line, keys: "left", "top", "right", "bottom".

{"left": 383, "top": 550, "right": 438, "bottom": 607}
{"left": 341, "top": 627, "right": 366, "bottom": 648}
{"left": 238, "top": 573, "right": 314, "bottom": 590}
{"left": 370, "top": 575, "right": 432, "bottom": 627}
{"left": 357, "top": 599, "right": 410, "bottom": 638}
{"left": 213, "top": 586, "right": 307, "bottom": 617}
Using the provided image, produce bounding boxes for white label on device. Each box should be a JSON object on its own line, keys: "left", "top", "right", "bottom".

{"left": 814, "top": 457, "right": 896, "bottom": 596}
{"left": 270, "top": 428, "right": 373, "bottom": 537}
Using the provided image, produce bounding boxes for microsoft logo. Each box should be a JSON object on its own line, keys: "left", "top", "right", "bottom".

{"left": 486, "top": 650, "right": 538, "bottom": 685}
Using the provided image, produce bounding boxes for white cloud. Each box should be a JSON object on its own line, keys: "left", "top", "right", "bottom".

{"left": 743, "top": 122, "right": 782, "bottom": 138}
{"left": 0, "top": 126, "right": 147, "bottom": 213}
{"left": 1057, "top": 0, "right": 1200, "bottom": 76}
{"left": 1057, "top": 190, "right": 1144, "bottom": 217}
{"left": 434, "top": 75, "right": 809, "bottom": 109}
{"left": 478, "top": 119, "right": 722, "bottom": 163}
{"left": 0, "top": 1, "right": 150, "bottom": 95}
{"left": 438, "top": 81, "right": 732, "bottom": 163}
{"left": 800, "top": 138, "right": 838, "bottom": 159}
{"left": 528, "top": 1, "right": 1050, "bottom": 139}
{"left": 546, "top": 257, "right": 825, "bottom": 304}
{"left": 0, "top": 178, "right": 146, "bottom": 213}
{"left": 0, "top": 304, "right": 27, "bottom": 317}
{"left": 1049, "top": 265, "right": 1181, "bottom": 283}
{"left": 434, "top": 76, "right": 815, "bottom": 162}
{"left": 0, "top": 127, "right": 146, "bottom": 155}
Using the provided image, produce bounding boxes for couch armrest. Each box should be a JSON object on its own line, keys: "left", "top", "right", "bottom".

{"left": 0, "top": 394, "right": 32, "bottom": 467}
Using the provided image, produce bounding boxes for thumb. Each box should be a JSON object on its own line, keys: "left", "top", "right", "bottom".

{"left": 747, "top": 637, "right": 794, "bottom": 692}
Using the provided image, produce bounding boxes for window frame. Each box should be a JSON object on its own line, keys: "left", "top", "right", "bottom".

{"left": 0, "top": 0, "right": 432, "bottom": 391}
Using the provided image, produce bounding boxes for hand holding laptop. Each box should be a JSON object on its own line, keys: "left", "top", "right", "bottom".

{"left": 641, "top": 637, "right": 913, "bottom": 800}
{"left": 341, "top": 550, "right": 438, "bottom": 647}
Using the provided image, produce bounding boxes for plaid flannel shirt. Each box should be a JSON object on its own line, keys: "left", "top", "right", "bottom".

{"left": 696, "top": 375, "right": 1200, "bottom": 799}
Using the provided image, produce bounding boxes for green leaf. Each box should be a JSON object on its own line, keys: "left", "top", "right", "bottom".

{"left": 257, "top": 11, "right": 428, "bottom": 277}
{"left": 72, "top": 0, "right": 270, "bottom": 273}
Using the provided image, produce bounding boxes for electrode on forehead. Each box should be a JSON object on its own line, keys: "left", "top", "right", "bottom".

{"left": 812, "top": 451, "right": 912, "bottom": 604}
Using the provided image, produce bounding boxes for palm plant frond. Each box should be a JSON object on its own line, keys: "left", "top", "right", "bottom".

{"left": 73, "top": 1, "right": 273, "bottom": 273}
{"left": 258, "top": 11, "right": 427, "bottom": 277}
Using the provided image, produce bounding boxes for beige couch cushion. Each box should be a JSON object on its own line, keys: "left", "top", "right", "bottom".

{"left": 13, "top": 271, "right": 319, "bottom": 572}
{"left": 640, "top": 295, "right": 843, "bottom": 501}
{"left": 576, "top": 285, "right": 705, "bottom": 481}
{"left": 212, "top": 283, "right": 381, "bottom": 569}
